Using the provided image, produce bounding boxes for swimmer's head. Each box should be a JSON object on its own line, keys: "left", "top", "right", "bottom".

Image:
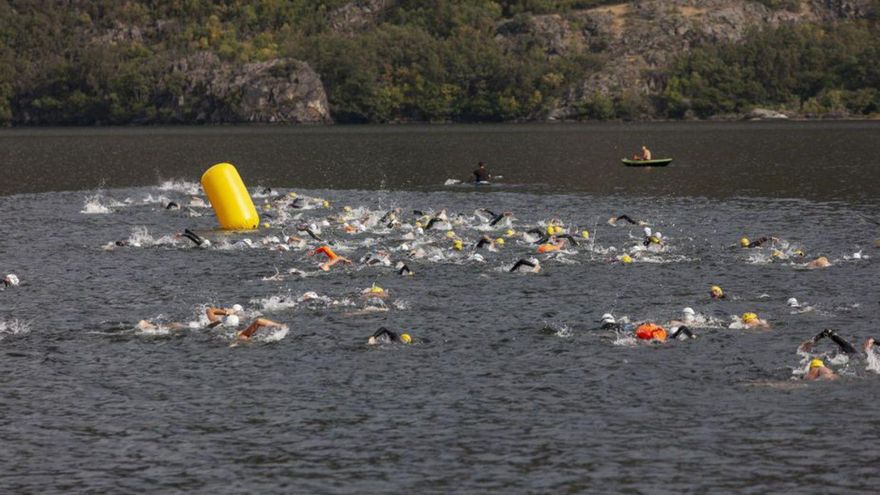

{"left": 809, "top": 358, "right": 825, "bottom": 369}
{"left": 4, "top": 274, "right": 20, "bottom": 286}
{"left": 581, "top": 230, "right": 590, "bottom": 239}
{"left": 415, "top": 221, "right": 423, "bottom": 229}
{"left": 495, "top": 238, "right": 505, "bottom": 246}
{"left": 619, "top": 254, "right": 633, "bottom": 264}
{"left": 643, "top": 227, "right": 652, "bottom": 237}
{"left": 262, "top": 222, "right": 270, "bottom": 229}
{"left": 710, "top": 285, "right": 724, "bottom": 298}
{"left": 786, "top": 297, "right": 799, "bottom": 307}
{"left": 231, "top": 304, "right": 244, "bottom": 314}
{"left": 288, "top": 192, "right": 297, "bottom": 198}
{"left": 683, "top": 307, "right": 695, "bottom": 319}
{"left": 601, "top": 313, "right": 616, "bottom": 324}
{"left": 505, "top": 229, "right": 515, "bottom": 237}
{"left": 224, "top": 314, "right": 240, "bottom": 327}
{"left": 322, "top": 200, "right": 330, "bottom": 208}
{"left": 447, "top": 231, "right": 457, "bottom": 239}
{"left": 742, "top": 312, "right": 758, "bottom": 324}
{"left": 794, "top": 249, "right": 805, "bottom": 257}
{"left": 740, "top": 237, "right": 750, "bottom": 248}
{"left": 400, "top": 333, "right": 412, "bottom": 344}
{"left": 370, "top": 284, "right": 384, "bottom": 294}
{"left": 771, "top": 250, "right": 784, "bottom": 258}
{"left": 452, "top": 239, "right": 463, "bottom": 251}
{"left": 343, "top": 205, "right": 352, "bottom": 212}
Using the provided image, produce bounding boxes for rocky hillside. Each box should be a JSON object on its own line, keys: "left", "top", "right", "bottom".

{"left": 0, "top": 0, "right": 877, "bottom": 125}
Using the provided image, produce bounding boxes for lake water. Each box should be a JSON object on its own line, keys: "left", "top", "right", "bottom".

{"left": 1, "top": 123, "right": 878, "bottom": 494}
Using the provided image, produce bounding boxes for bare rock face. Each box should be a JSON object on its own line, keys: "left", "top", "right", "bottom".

{"left": 171, "top": 53, "right": 331, "bottom": 124}
{"left": 493, "top": 0, "right": 875, "bottom": 120}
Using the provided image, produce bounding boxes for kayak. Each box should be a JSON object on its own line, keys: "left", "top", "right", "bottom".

{"left": 622, "top": 158, "right": 673, "bottom": 167}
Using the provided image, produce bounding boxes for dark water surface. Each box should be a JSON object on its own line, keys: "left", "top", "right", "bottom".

{"left": 1, "top": 123, "right": 879, "bottom": 494}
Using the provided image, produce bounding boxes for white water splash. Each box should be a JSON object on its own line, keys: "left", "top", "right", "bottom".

{"left": 0, "top": 319, "right": 31, "bottom": 340}
{"left": 159, "top": 179, "right": 201, "bottom": 195}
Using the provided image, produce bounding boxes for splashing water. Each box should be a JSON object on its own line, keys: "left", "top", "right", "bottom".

{"left": 0, "top": 319, "right": 31, "bottom": 341}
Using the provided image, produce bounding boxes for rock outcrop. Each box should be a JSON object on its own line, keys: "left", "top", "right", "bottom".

{"left": 170, "top": 53, "right": 331, "bottom": 124}
{"left": 328, "top": 0, "right": 393, "bottom": 35}
{"left": 494, "top": 0, "right": 875, "bottom": 120}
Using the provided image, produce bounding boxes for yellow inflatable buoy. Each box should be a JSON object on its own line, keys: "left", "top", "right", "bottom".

{"left": 201, "top": 163, "right": 259, "bottom": 230}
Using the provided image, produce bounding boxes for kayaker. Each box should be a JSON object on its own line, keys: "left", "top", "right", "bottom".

{"left": 632, "top": 146, "right": 652, "bottom": 161}
{"left": 473, "top": 162, "right": 491, "bottom": 183}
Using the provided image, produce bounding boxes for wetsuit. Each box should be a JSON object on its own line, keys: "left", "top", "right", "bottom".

{"left": 371, "top": 327, "right": 402, "bottom": 344}
{"left": 425, "top": 217, "right": 441, "bottom": 230}
{"left": 290, "top": 197, "right": 304, "bottom": 209}
{"left": 557, "top": 234, "right": 578, "bottom": 247}
{"left": 182, "top": 229, "right": 206, "bottom": 246}
{"left": 313, "top": 245, "right": 338, "bottom": 260}
{"left": 614, "top": 215, "right": 639, "bottom": 225}
{"left": 670, "top": 326, "right": 695, "bottom": 339}
{"left": 808, "top": 329, "right": 857, "bottom": 355}
{"left": 397, "top": 263, "right": 412, "bottom": 276}
{"left": 297, "top": 224, "right": 323, "bottom": 242}
{"left": 166, "top": 201, "right": 179, "bottom": 210}
{"left": 510, "top": 259, "right": 539, "bottom": 272}
{"left": 476, "top": 237, "right": 493, "bottom": 249}
{"left": 747, "top": 237, "right": 770, "bottom": 248}
{"left": 474, "top": 167, "right": 490, "bottom": 183}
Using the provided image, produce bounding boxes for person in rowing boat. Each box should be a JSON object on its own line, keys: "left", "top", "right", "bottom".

{"left": 473, "top": 162, "right": 492, "bottom": 183}
{"left": 632, "top": 146, "right": 652, "bottom": 161}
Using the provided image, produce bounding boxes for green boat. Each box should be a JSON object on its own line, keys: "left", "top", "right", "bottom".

{"left": 621, "top": 158, "right": 673, "bottom": 167}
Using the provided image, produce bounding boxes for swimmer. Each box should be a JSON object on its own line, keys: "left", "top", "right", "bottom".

{"left": 480, "top": 209, "right": 514, "bottom": 227}
{"left": 309, "top": 245, "right": 352, "bottom": 271}
{"left": 799, "top": 328, "right": 858, "bottom": 355}
{"left": 607, "top": 214, "right": 647, "bottom": 226}
{"left": 536, "top": 236, "right": 566, "bottom": 254}
{"left": 710, "top": 285, "right": 725, "bottom": 299}
{"left": 206, "top": 304, "right": 244, "bottom": 328}
{"left": 396, "top": 262, "right": 413, "bottom": 276}
{"left": 137, "top": 319, "right": 190, "bottom": 331}
{"left": 806, "top": 256, "right": 831, "bottom": 269}
{"left": 180, "top": 228, "right": 210, "bottom": 247}
{"left": 360, "top": 251, "right": 392, "bottom": 266}
{"left": 297, "top": 224, "right": 323, "bottom": 242}
{"left": 739, "top": 236, "right": 777, "bottom": 248}
{"left": 667, "top": 307, "right": 697, "bottom": 329}
{"left": 476, "top": 235, "right": 494, "bottom": 249}
{"left": 236, "top": 317, "right": 284, "bottom": 341}
{"left": 510, "top": 258, "right": 541, "bottom": 273}
{"left": 740, "top": 312, "right": 769, "bottom": 329}
{"left": 361, "top": 284, "right": 389, "bottom": 299}
{"left": 804, "top": 358, "right": 838, "bottom": 381}
{"left": 642, "top": 227, "right": 663, "bottom": 248}
{"left": 367, "top": 327, "right": 412, "bottom": 345}
{"left": 3, "top": 274, "right": 20, "bottom": 287}
{"left": 669, "top": 326, "right": 696, "bottom": 339}
{"left": 599, "top": 314, "right": 622, "bottom": 331}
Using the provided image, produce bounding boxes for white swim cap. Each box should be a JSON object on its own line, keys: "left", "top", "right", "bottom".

{"left": 224, "top": 314, "right": 240, "bottom": 327}
{"left": 232, "top": 304, "right": 244, "bottom": 313}
{"left": 4, "top": 274, "right": 19, "bottom": 286}
{"left": 200, "top": 239, "right": 212, "bottom": 248}
{"left": 644, "top": 227, "right": 652, "bottom": 237}
{"left": 683, "top": 307, "right": 695, "bottom": 316}
{"left": 786, "top": 297, "right": 799, "bottom": 307}
{"left": 300, "top": 291, "right": 319, "bottom": 301}
{"left": 654, "top": 232, "right": 662, "bottom": 239}
{"left": 601, "top": 313, "right": 615, "bottom": 322}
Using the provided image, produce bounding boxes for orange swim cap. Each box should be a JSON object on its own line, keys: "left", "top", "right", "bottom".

{"left": 537, "top": 243, "right": 560, "bottom": 254}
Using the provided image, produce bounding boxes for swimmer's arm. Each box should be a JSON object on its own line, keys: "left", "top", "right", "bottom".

{"left": 238, "top": 318, "right": 281, "bottom": 339}
{"left": 206, "top": 307, "right": 229, "bottom": 322}
{"left": 824, "top": 329, "right": 858, "bottom": 355}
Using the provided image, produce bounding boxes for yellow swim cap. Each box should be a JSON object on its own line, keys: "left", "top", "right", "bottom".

{"left": 794, "top": 249, "right": 805, "bottom": 257}
{"left": 262, "top": 222, "right": 270, "bottom": 229}
{"left": 288, "top": 192, "right": 297, "bottom": 197}
{"left": 343, "top": 205, "right": 352, "bottom": 212}
{"left": 619, "top": 254, "right": 633, "bottom": 264}
{"left": 446, "top": 231, "right": 456, "bottom": 238}
{"left": 742, "top": 312, "right": 758, "bottom": 323}
{"left": 809, "top": 358, "right": 824, "bottom": 369}
{"left": 546, "top": 225, "right": 555, "bottom": 236}
{"left": 401, "top": 333, "right": 412, "bottom": 344}
{"left": 710, "top": 285, "right": 723, "bottom": 297}
{"left": 495, "top": 238, "right": 505, "bottom": 246}
{"left": 772, "top": 250, "right": 783, "bottom": 258}
{"left": 415, "top": 221, "right": 423, "bottom": 229}
{"left": 649, "top": 236, "right": 661, "bottom": 244}
{"left": 322, "top": 200, "right": 330, "bottom": 208}
{"left": 370, "top": 284, "right": 384, "bottom": 294}
{"left": 581, "top": 230, "right": 590, "bottom": 239}
{"left": 505, "top": 229, "right": 515, "bottom": 237}
{"left": 453, "top": 240, "right": 463, "bottom": 251}
{"left": 740, "top": 237, "right": 750, "bottom": 247}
